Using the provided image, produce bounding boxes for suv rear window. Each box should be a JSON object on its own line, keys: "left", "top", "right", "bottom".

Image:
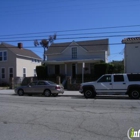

{"left": 127, "top": 74, "right": 140, "bottom": 81}
{"left": 114, "top": 75, "right": 124, "bottom": 82}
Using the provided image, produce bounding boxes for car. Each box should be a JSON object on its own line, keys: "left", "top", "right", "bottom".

{"left": 79, "top": 73, "right": 140, "bottom": 99}
{"left": 15, "top": 80, "right": 64, "bottom": 97}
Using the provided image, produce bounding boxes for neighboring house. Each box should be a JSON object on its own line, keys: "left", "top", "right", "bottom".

{"left": 122, "top": 37, "right": 140, "bottom": 73}
{"left": 0, "top": 42, "right": 42, "bottom": 84}
{"left": 45, "top": 39, "right": 110, "bottom": 79}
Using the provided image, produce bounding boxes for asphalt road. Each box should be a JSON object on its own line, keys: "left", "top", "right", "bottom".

{"left": 0, "top": 90, "right": 140, "bottom": 140}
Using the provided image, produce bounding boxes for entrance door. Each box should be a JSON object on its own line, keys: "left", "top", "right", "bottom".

{"left": 72, "top": 64, "right": 76, "bottom": 79}
{"left": 55, "top": 65, "right": 60, "bottom": 75}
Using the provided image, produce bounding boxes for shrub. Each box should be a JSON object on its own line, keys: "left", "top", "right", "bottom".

{"left": 93, "top": 63, "right": 109, "bottom": 79}
{"left": 36, "top": 65, "right": 47, "bottom": 79}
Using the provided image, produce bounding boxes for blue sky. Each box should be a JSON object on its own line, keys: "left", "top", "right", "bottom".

{"left": 0, "top": 0, "right": 140, "bottom": 62}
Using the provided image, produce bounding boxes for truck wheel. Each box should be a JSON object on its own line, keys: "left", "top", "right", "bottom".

{"left": 129, "top": 89, "right": 140, "bottom": 99}
{"left": 84, "top": 88, "right": 96, "bottom": 98}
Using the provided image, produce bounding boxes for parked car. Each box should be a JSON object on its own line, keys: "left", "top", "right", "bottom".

{"left": 79, "top": 73, "right": 140, "bottom": 99}
{"left": 15, "top": 80, "right": 64, "bottom": 97}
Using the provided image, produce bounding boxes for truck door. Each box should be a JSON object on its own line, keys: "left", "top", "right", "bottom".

{"left": 96, "top": 75, "right": 113, "bottom": 93}
{"left": 112, "top": 75, "right": 127, "bottom": 93}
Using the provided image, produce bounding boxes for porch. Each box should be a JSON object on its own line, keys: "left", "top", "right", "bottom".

{"left": 45, "top": 59, "right": 101, "bottom": 84}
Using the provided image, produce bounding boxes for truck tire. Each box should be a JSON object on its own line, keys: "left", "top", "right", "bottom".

{"left": 129, "top": 89, "right": 140, "bottom": 99}
{"left": 84, "top": 88, "right": 96, "bottom": 98}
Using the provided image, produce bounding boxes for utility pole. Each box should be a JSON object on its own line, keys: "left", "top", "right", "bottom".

{"left": 34, "top": 34, "right": 56, "bottom": 62}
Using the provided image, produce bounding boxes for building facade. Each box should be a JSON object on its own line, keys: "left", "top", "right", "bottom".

{"left": 122, "top": 37, "right": 140, "bottom": 73}
{"left": 45, "top": 39, "right": 110, "bottom": 79}
{"left": 0, "top": 43, "right": 42, "bottom": 85}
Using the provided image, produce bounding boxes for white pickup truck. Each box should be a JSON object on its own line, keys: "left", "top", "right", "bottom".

{"left": 79, "top": 74, "right": 140, "bottom": 99}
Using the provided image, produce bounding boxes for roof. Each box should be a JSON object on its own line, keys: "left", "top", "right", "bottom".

{"left": 46, "top": 39, "right": 109, "bottom": 55}
{"left": 0, "top": 43, "right": 42, "bottom": 60}
{"left": 122, "top": 37, "right": 140, "bottom": 44}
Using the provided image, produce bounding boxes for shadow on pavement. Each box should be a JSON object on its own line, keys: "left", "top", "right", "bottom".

{"left": 11, "top": 93, "right": 140, "bottom": 100}
{"left": 58, "top": 95, "right": 133, "bottom": 100}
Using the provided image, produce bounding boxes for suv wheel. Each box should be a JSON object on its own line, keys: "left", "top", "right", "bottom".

{"left": 129, "top": 89, "right": 140, "bottom": 99}
{"left": 44, "top": 90, "right": 51, "bottom": 97}
{"left": 18, "top": 89, "right": 24, "bottom": 96}
{"left": 84, "top": 88, "right": 96, "bottom": 98}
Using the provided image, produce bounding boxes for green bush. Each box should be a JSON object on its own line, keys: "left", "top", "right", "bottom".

{"left": 36, "top": 66, "right": 47, "bottom": 79}
{"left": 94, "top": 63, "right": 109, "bottom": 79}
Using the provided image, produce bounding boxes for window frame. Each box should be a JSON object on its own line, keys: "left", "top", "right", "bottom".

{"left": 37, "top": 81, "right": 47, "bottom": 85}
{"left": 30, "top": 81, "right": 37, "bottom": 86}
{"left": 23, "top": 68, "right": 26, "bottom": 78}
{"left": 34, "top": 68, "right": 36, "bottom": 77}
{"left": 97, "top": 75, "right": 111, "bottom": 83}
{"left": 1, "top": 67, "right": 6, "bottom": 79}
{"left": 9, "top": 67, "right": 14, "bottom": 78}
{"left": 0, "top": 51, "right": 7, "bottom": 62}
{"left": 71, "top": 47, "right": 77, "bottom": 59}
{"left": 114, "top": 75, "right": 124, "bottom": 82}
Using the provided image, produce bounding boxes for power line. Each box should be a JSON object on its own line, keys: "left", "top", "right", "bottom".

{"left": 0, "top": 31, "right": 140, "bottom": 40}
{"left": 0, "top": 30, "right": 140, "bottom": 40}
{"left": 0, "top": 42, "right": 139, "bottom": 49}
{"left": 0, "top": 24, "right": 140, "bottom": 37}
{"left": 0, "top": 33, "right": 140, "bottom": 42}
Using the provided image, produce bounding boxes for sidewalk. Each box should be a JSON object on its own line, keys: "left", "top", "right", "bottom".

{"left": 0, "top": 89, "right": 15, "bottom": 95}
{"left": 0, "top": 89, "right": 80, "bottom": 95}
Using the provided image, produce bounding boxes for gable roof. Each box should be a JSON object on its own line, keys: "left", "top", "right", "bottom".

{"left": 122, "top": 37, "right": 140, "bottom": 44}
{"left": 0, "top": 43, "right": 42, "bottom": 60}
{"left": 46, "top": 39, "right": 109, "bottom": 55}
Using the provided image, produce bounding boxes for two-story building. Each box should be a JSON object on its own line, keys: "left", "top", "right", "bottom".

{"left": 0, "top": 42, "right": 42, "bottom": 85}
{"left": 45, "top": 39, "right": 110, "bottom": 79}
{"left": 122, "top": 37, "right": 140, "bottom": 73}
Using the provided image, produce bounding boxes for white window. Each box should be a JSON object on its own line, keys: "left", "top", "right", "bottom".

{"left": 72, "top": 47, "right": 77, "bottom": 59}
{"left": 34, "top": 69, "right": 36, "bottom": 77}
{"left": 0, "top": 51, "right": 7, "bottom": 61}
{"left": 9, "top": 68, "right": 13, "bottom": 78}
{"left": 1, "top": 68, "right": 5, "bottom": 79}
{"left": 23, "top": 68, "right": 26, "bottom": 78}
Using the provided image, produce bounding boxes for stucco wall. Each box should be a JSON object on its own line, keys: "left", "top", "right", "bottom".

{"left": 124, "top": 43, "right": 140, "bottom": 73}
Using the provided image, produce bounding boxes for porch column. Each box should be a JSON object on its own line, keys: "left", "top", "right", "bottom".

{"left": 82, "top": 62, "right": 85, "bottom": 83}
{"left": 65, "top": 64, "right": 67, "bottom": 75}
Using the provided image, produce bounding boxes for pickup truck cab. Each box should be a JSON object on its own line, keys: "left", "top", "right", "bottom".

{"left": 79, "top": 74, "right": 140, "bottom": 99}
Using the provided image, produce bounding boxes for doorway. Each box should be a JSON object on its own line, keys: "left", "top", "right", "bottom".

{"left": 55, "top": 65, "right": 60, "bottom": 75}
{"left": 72, "top": 64, "right": 76, "bottom": 79}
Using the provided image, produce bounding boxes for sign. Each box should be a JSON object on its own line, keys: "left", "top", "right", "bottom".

{"left": 82, "top": 62, "right": 85, "bottom": 68}
{"left": 127, "top": 127, "right": 140, "bottom": 140}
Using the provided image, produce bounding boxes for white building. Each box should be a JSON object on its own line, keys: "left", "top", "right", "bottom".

{"left": 0, "top": 43, "right": 42, "bottom": 84}
{"left": 122, "top": 37, "right": 140, "bottom": 73}
{"left": 45, "top": 39, "right": 110, "bottom": 79}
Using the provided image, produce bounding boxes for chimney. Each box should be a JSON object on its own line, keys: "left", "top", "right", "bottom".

{"left": 18, "top": 43, "right": 23, "bottom": 49}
